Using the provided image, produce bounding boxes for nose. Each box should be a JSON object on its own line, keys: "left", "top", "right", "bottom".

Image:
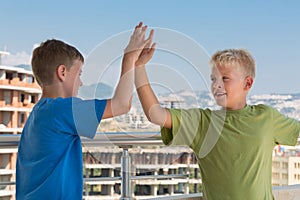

{"left": 212, "top": 80, "right": 223, "bottom": 89}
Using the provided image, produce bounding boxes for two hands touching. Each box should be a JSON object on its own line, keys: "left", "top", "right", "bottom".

{"left": 103, "top": 21, "right": 171, "bottom": 129}
{"left": 102, "top": 22, "right": 156, "bottom": 119}
{"left": 124, "top": 22, "right": 156, "bottom": 68}
{"left": 126, "top": 22, "right": 172, "bottom": 129}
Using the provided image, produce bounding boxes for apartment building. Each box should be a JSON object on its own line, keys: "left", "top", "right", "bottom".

{"left": 0, "top": 51, "right": 41, "bottom": 200}
{"left": 82, "top": 146, "right": 202, "bottom": 199}
{"left": 272, "top": 155, "right": 300, "bottom": 186}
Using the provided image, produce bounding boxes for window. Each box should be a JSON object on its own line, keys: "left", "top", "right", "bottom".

{"left": 18, "top": 112, "right": 25, "bottom": 127}
{"left": 20, "top": 93, "right": 25, "bottom": 103}
{"left": 6, "top": 72, "right": 13, "bottom": 80}
{"left": 27, "top": 76, "right": 33, "bottom": 84}
{"left": 18, "top": 74, "right": 26, "bottom": 82}
{"left": 282, "top": 173, "right": 288, "bottom": 180}
{"left": 273, "top": 161, "right": 281, "bottom": 168}
{"left": 272, "top": 173, "right": 280, "bottom": 179}
{"left": 4, "top": 90, "right": 11, "bottom": 104}
{"left": 32, "top": 95, "right": 36, "bottom": 103}
{"left": 283, "top": 163, "right": 288, "bottom": 169}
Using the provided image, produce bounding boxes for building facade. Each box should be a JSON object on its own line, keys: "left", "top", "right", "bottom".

{"left": 0, "top": 51, "right": 41, "bottom": 200}
{"left": 272, "top": 155, "right": 300, "bottom": 186}
{"left": 82, "top": 146, "right": 202, "bottom": 199}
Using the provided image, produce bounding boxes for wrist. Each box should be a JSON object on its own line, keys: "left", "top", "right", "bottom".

{"left": 123, "top": 51, "right": 138, "bottom": 62}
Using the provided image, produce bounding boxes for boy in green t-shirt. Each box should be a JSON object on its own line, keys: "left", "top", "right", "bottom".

{"left": 134, "top": 47, "right": 300, "bottom": 199}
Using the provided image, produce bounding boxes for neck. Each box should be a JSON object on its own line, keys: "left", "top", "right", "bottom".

{"left": 41, "top": 84, "right": 67, "bottom": 99}
{"left": 222, "top": 102, "right": 247, "bottom": 111}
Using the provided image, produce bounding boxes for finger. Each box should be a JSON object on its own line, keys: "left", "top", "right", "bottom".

{"left": 145, "top": 29, "right": 154, "bottom": 43}
{"left": 149, "top": 43, "right": 156, "bottom": 54}
{"left": 139, "top": 25, "right": 148, "bottom": 39}
{"left": 134, "top": 22, "right": 143, "bottom": 35}
{"left": 135, "top": 22, "right": 143, "bottom": 29}
{"left": 142, "top": 25, "right": 148, "bottom": 32}
{"left": 151, "top": 43, "right": 156, "bottom": 50}
{"left": 144, "top": 37, "right": 152, "bottom": 49}
{"left": 145, "top": 42, "right": 151, "bottom": 49}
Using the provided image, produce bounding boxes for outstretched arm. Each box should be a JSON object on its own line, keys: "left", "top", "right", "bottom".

{"left": 134, "top": 40, "right": 172, "bottom": 129}
{"left": 102, "top": 22, "right": 153, "bottom": 119}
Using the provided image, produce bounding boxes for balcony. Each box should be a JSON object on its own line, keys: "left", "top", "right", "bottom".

{"left": 0, "top": 78, "right": 41, "bottom": 93}
{"left": 1, "top": 133, "right": 300, "bottom": 200}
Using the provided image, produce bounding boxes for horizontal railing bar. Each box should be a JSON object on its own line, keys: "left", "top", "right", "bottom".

{"left": 132, "top": 174, "right": 189, "bottom": 180}
{"left": 84, "top": 174, "right": 188, "bottom": 182}
{"left": 273, "top": 184, "right": 300, "bottom": 190}
{"left": 84, "top": 177, "right": 121, "bottom": 182}
{"left": 0, "top": 132, "right": 163, "bottom": 147}
{"left": 0, "top": 175, "right": 191, "bottom": 187}
{"left": 0, "top": 181, "right": 16, "bottom": 186}
{"left": 145, "top": 193, "right": 203, "bottom": 200}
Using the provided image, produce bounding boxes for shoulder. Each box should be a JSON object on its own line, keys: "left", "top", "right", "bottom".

{"left": 46, "top": 97, "right": 106, "bottom": 107}
{"left": 168, "top": 108, "right": 212, "bottom": 124}
{"left": 249, "top": 104, "right": 274, "bottom": 113}
{"left": 169, "top": 108, "right": 212, "bottom": 116}
{"left": 39, "top": 97, "right": 74, "bottom": 106}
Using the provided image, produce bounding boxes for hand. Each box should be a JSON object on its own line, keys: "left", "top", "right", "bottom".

{"left": 135, "top": 39, "right": 156, "bottom": 67}
{"left": 124, "top": 22, "right": 154, "bottom": 62}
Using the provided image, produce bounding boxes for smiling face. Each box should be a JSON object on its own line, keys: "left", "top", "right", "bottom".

{"left": 210, "top": 64, "right": 253, "bottom": 110}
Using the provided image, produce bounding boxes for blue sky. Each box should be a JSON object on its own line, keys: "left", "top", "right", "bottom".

{"left": 1, "top": 0, "right": 300, "bottom": 94}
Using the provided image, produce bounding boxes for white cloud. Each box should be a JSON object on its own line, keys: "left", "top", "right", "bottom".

{"left": 2, "top": 51, "right": 31, "bottom": 66}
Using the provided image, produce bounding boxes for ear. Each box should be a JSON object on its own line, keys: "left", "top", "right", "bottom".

{"left": 57, "top": 65, "right": 67, "bottom": 82}
{"left": 244, "top": 76, "right": 254, "bottom": 91}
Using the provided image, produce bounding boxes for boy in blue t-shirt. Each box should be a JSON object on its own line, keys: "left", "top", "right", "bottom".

{"left": 16, "top": 22, "right": 155, "bottom": 200}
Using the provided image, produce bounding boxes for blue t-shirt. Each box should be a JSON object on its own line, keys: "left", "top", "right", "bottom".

{"left": 16, "top": 97, "right": 107, "bottom": 200}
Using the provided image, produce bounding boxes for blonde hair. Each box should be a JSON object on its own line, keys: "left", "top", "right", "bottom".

{"left": 210, "top": 49, "right": 256, "bottom": 78}
{"left": 31, "top": 39, "right": 84, "bottom": 87}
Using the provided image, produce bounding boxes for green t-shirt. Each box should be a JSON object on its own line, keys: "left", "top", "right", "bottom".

{"left": 161, "top": 104, "right": 300, "bottom": 200}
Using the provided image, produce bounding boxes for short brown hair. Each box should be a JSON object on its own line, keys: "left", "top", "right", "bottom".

{"left": 31, "top": 39, "right": 84, "bottom": 86}
{"left": 210, "top": 49, "right": 255, "bottom": 78}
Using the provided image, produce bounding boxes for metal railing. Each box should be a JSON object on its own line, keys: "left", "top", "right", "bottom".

{"left": 1, "top": 133, "right": 300, "bottom": 200}
{"left": 0, "top": 132, "right": 198, "bottom": 200}
{"left": 83, "top": 132, "right": 192, "bottom": 200}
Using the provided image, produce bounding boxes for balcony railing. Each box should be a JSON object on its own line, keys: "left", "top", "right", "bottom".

{"left": 1, "top": 133, "right": 300, "bottom": 200}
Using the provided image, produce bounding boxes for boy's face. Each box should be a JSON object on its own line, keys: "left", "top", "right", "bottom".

{"left": 210, "top": 64, "right": 251, "bottom": 110}
{"left": 64, "top": 59, "right": 83, "bottom": 97}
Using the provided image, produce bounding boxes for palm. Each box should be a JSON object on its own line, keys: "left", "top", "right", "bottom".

{"left": 135, "top": 45, "right": 155, "bottom": 67}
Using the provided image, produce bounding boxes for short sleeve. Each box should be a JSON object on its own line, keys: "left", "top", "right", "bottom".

{"left": 54, "top": 97, "right": 107, "bottom": 139}
{"left": 161, "top": 108, "right": 204, "bottom": 148}
{"left": 272, "top": 107, "right": 300, "bottom": 146}
{"left": 72, "top": 98, "right": 107, "bottom": 138}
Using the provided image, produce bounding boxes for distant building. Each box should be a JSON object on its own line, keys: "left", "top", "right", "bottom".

{"left": 272, "top": 144, "right": 300, "bottom": 186}
{"left": 272, "top": 156, "right": 300, "bottom": 186}
{"left": 160, "top": 95, "right": 185, "bottom": 109}
{"left": 0, "top": 51, "right": 41, "bottom": 200}
{"left": 83, "top": 146, "right": 202, "bottom": 199}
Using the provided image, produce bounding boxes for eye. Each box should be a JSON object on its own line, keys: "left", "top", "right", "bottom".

{"left": 211, "top": 77, "right": 216, "bottom": 82}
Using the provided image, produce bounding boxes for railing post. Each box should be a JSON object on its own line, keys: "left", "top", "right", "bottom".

{"left": 120, "top": 145, "right": 132, "bottom": 200}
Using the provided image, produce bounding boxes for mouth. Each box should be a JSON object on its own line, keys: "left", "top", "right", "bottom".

{"left": 214, "top": 92, "right": 226, "bottom": 98}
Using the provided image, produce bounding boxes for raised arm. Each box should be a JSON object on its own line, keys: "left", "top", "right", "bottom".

{"left": 102, "top": 22, "right": 153, "bottom": 119}
{"left": 134, "top": 39, "right": 172, "bottom": 129}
